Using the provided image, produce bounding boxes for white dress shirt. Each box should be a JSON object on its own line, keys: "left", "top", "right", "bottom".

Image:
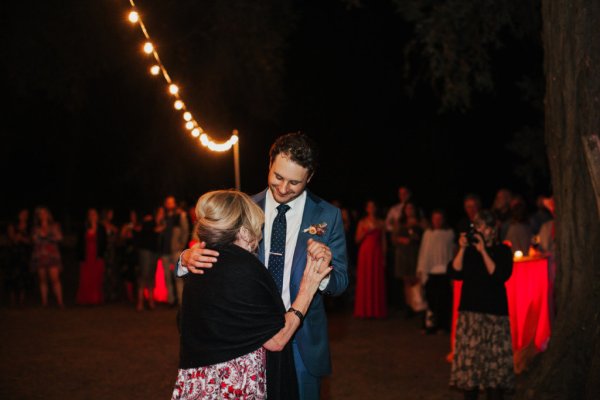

{"left": 264, "top": 189, "right": 307, "bottom": 309}
{"left": 416, "top": 228, "right": 456, "bottom": 283}
{"left": 385, "top": 202, "right": 405, "bottom": 232}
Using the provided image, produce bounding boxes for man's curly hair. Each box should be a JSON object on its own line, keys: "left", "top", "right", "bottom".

{"left": 269, "top": 132, "right": 319, "bottom": 176}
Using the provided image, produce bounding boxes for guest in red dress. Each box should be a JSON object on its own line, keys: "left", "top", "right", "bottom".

{"left": 76, "top": 208, "right": 106, "bottom": 305}
{"left": 353, "top": 200, "right": 387, "bottom": 318}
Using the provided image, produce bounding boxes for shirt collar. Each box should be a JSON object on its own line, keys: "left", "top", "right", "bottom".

{"left": 265, "top": 188, "right": 307, "bottom": 212}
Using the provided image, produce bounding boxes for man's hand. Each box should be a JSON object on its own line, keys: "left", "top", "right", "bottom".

{"left": 307, "top": 238, "right": 332, "bottom": 269}
{"left": 182, "top": 241, "right": 219, "bottom": 274}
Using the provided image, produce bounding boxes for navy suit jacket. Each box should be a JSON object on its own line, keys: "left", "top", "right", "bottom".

{"left": 253, "top": 189, "right": 348, "bottom": 377}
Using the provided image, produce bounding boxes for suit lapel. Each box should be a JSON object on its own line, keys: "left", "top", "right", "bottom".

{"left": 254, "top": 190, "right": 268, "bottom": 264}
{"left": 291, "top": 191, "right": 323, "bottom": 281}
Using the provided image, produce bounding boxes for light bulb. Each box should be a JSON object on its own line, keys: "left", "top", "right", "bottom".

{"left": 514, "top": 250, "right": 523, "bottom": 259}
{"left": 185, "top": 121, "right": 194, "bottom": 130}
{"left": 143, "top": 42, "right": 154, "bottom": 54}
{"left": 183, "top": 112, "right": 192, "bottom": 121}
{"left": 174, "top": 100, "right": 184, "bottom": 110}
{"left": 128, "top": 11, "right": 139, "bottom": 23}
{"left": 191, "top": 128, "right": 200, "bottom": 137}
{"left": 169, "top": 84, "right": 179, "bottom": 95}
{"left": 150, "top": 65, "right": 160, "bottom": 75}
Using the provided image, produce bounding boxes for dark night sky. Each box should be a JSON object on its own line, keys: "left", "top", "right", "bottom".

{"left": 1, "top": 0, "right": 548, "bottom": 228}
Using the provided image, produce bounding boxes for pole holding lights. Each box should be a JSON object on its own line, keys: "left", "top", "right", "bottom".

{"left": 126, "top": 0, "right": 241, "bottom": 190}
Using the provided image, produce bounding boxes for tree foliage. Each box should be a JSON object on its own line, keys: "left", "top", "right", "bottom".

{"left": 393, "top": 0, "right": 541, "bottom": 112}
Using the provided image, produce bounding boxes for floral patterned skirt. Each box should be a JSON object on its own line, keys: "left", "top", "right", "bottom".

{"left": 30, "top": 243, "right": 62, "bottom": 272}
{"left": 450, "top": 311, "right": 515, "bottom": 391}
{"left": 172, "top": 347, "right": 267, "bottom": 400}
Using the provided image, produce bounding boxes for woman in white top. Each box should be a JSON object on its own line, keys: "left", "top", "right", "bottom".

{"left": 416, "top": 209, "right": 455, "bottom": 333}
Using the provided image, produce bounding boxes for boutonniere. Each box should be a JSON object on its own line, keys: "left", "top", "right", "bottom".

{"left": 303, "top": 222, "right": 327, "bottom": 236}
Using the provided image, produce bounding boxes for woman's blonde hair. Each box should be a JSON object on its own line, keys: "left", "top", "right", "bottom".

{"left": 194, "top": 190, "right": 264, "bottom": 248}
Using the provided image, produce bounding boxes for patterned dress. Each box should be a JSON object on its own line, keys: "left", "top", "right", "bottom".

{"left": 30, "top": 225, "right": 62, "bottom": 271}
{"left": 172, "top": 347, "right": 267, "bottom": 400}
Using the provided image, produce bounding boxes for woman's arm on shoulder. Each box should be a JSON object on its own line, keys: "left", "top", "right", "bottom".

{"left": 264, "top": 257, "right": 331, "bottom": 351}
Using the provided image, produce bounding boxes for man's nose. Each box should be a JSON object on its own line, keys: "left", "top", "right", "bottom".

{"left": 278, "top": 181, "right": 289, "bottom": 194}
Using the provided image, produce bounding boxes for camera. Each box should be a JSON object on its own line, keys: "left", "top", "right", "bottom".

{"left": 466, "top": 224, "right": 480, "bottom": 245}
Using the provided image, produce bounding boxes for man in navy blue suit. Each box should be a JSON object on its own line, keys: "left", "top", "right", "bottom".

{"left": 178, "top": 132, "right": 349, "bottom": 399}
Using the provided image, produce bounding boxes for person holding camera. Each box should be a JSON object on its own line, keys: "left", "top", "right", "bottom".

{"left": 448, "top": 210, "right": 515, "bottom": 400}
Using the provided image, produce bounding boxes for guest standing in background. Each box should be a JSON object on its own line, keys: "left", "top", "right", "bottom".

{"left": 30, "top": 207, "right": 64, "bottom": 308}
{"left": 6, "top": 209, "right": 32, "bottom": 307}
{"left": 76, "top": 208, "right": 106, "bottom": 305}
{"left": 416, "top": 209, "right": 455, "bottom": 334}
{"left": 504, "top": 195, "right": 532, "bottom": 255}
{"left": 455, "top": 194, "right": 482, "bottom": 238}
{"left": 135, "top": 208, "right": 163, "bottom": 311}
{"left": 101, "top": 208, "right": 119, "bottom": 301}
{"left": 393, "top": 202, "right": 426, "bottom": 318}
{"left": 529, "top": 195, "right": 553, "bottom": 236}
{"left": 492, "top": 189, "right": 513, "bottom": 241}
{"left": 385, "top": 186, "right": 414, "bottom": 233}
{"left": 159, "top": 196, "right": 190, "bottom": 307}
{"left": 449, "top": 210, "right": 514, "bottom": 400}
{"left": 354, "top": 200, "right": 387, "bottom": 318}
{"left": 120, "top": 210, "right": 141, "bottom": 304}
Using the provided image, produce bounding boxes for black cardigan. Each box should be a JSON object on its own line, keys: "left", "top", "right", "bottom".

{"left": 448, "top": 244, "right": 513, "bottom": 316}
{"left": 178, "top": 243, "right": 298, "bottom": 400}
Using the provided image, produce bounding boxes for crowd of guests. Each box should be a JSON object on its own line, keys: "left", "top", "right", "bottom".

{"left": 2, "top": 187, "right": 555, "bottom": 320}
{"left": 1, "top": 195, "right": 194, "bottom": 311}
{"left": 340, "top": 186, "right": 554, "bottom": 400}
{"left": 337, "top": 186, "right": 555, "bottom": 332}
{"left": 3, "top": 185, "right": 555, "bottom": 399}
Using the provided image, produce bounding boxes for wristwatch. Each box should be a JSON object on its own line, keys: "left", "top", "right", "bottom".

{"left": 287, "top": 307, "right": 304, "bottom": 323}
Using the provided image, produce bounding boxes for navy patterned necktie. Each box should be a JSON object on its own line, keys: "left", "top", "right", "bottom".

{"left": 268, "top": 204, "right": 290, "bottom": 294}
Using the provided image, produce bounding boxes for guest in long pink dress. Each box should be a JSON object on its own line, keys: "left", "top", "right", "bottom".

{"left": 76, "top": 208, "right": 106, "bottom": 305}
{"left": 353, "top": 200, "right": 387, "bottom": 318}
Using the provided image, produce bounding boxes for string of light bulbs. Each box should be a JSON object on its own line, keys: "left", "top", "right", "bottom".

{"left": 126, "top": 0, "right": 238, "bottom": 152}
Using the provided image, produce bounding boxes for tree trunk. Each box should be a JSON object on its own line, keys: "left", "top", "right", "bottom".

{"left": 519, "top": 1, "right": 600, "bottom": 399}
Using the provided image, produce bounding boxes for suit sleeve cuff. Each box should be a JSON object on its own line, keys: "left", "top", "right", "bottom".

{"left": 319, "top": 274, "right": 331, "bottom": 291}
{"left": 176, "top": 251, "right": 189, "bottom": 278}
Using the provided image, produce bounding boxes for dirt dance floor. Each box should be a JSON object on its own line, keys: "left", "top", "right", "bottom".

{"left": 0, "top": 301, "right": 522, "bottom": 399}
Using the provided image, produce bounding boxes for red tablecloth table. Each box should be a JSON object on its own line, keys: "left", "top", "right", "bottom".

{"left": 450, "top": 255, "right": 553, "bottom": 369}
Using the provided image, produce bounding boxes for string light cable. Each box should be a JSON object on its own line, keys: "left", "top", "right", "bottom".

{"left": 126, "top": 0, "right": 238, "bottom": 152}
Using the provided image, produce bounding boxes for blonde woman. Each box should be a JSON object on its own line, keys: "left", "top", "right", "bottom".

{"left": 172, "top": 190, "right": 331, "bottom": 400}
